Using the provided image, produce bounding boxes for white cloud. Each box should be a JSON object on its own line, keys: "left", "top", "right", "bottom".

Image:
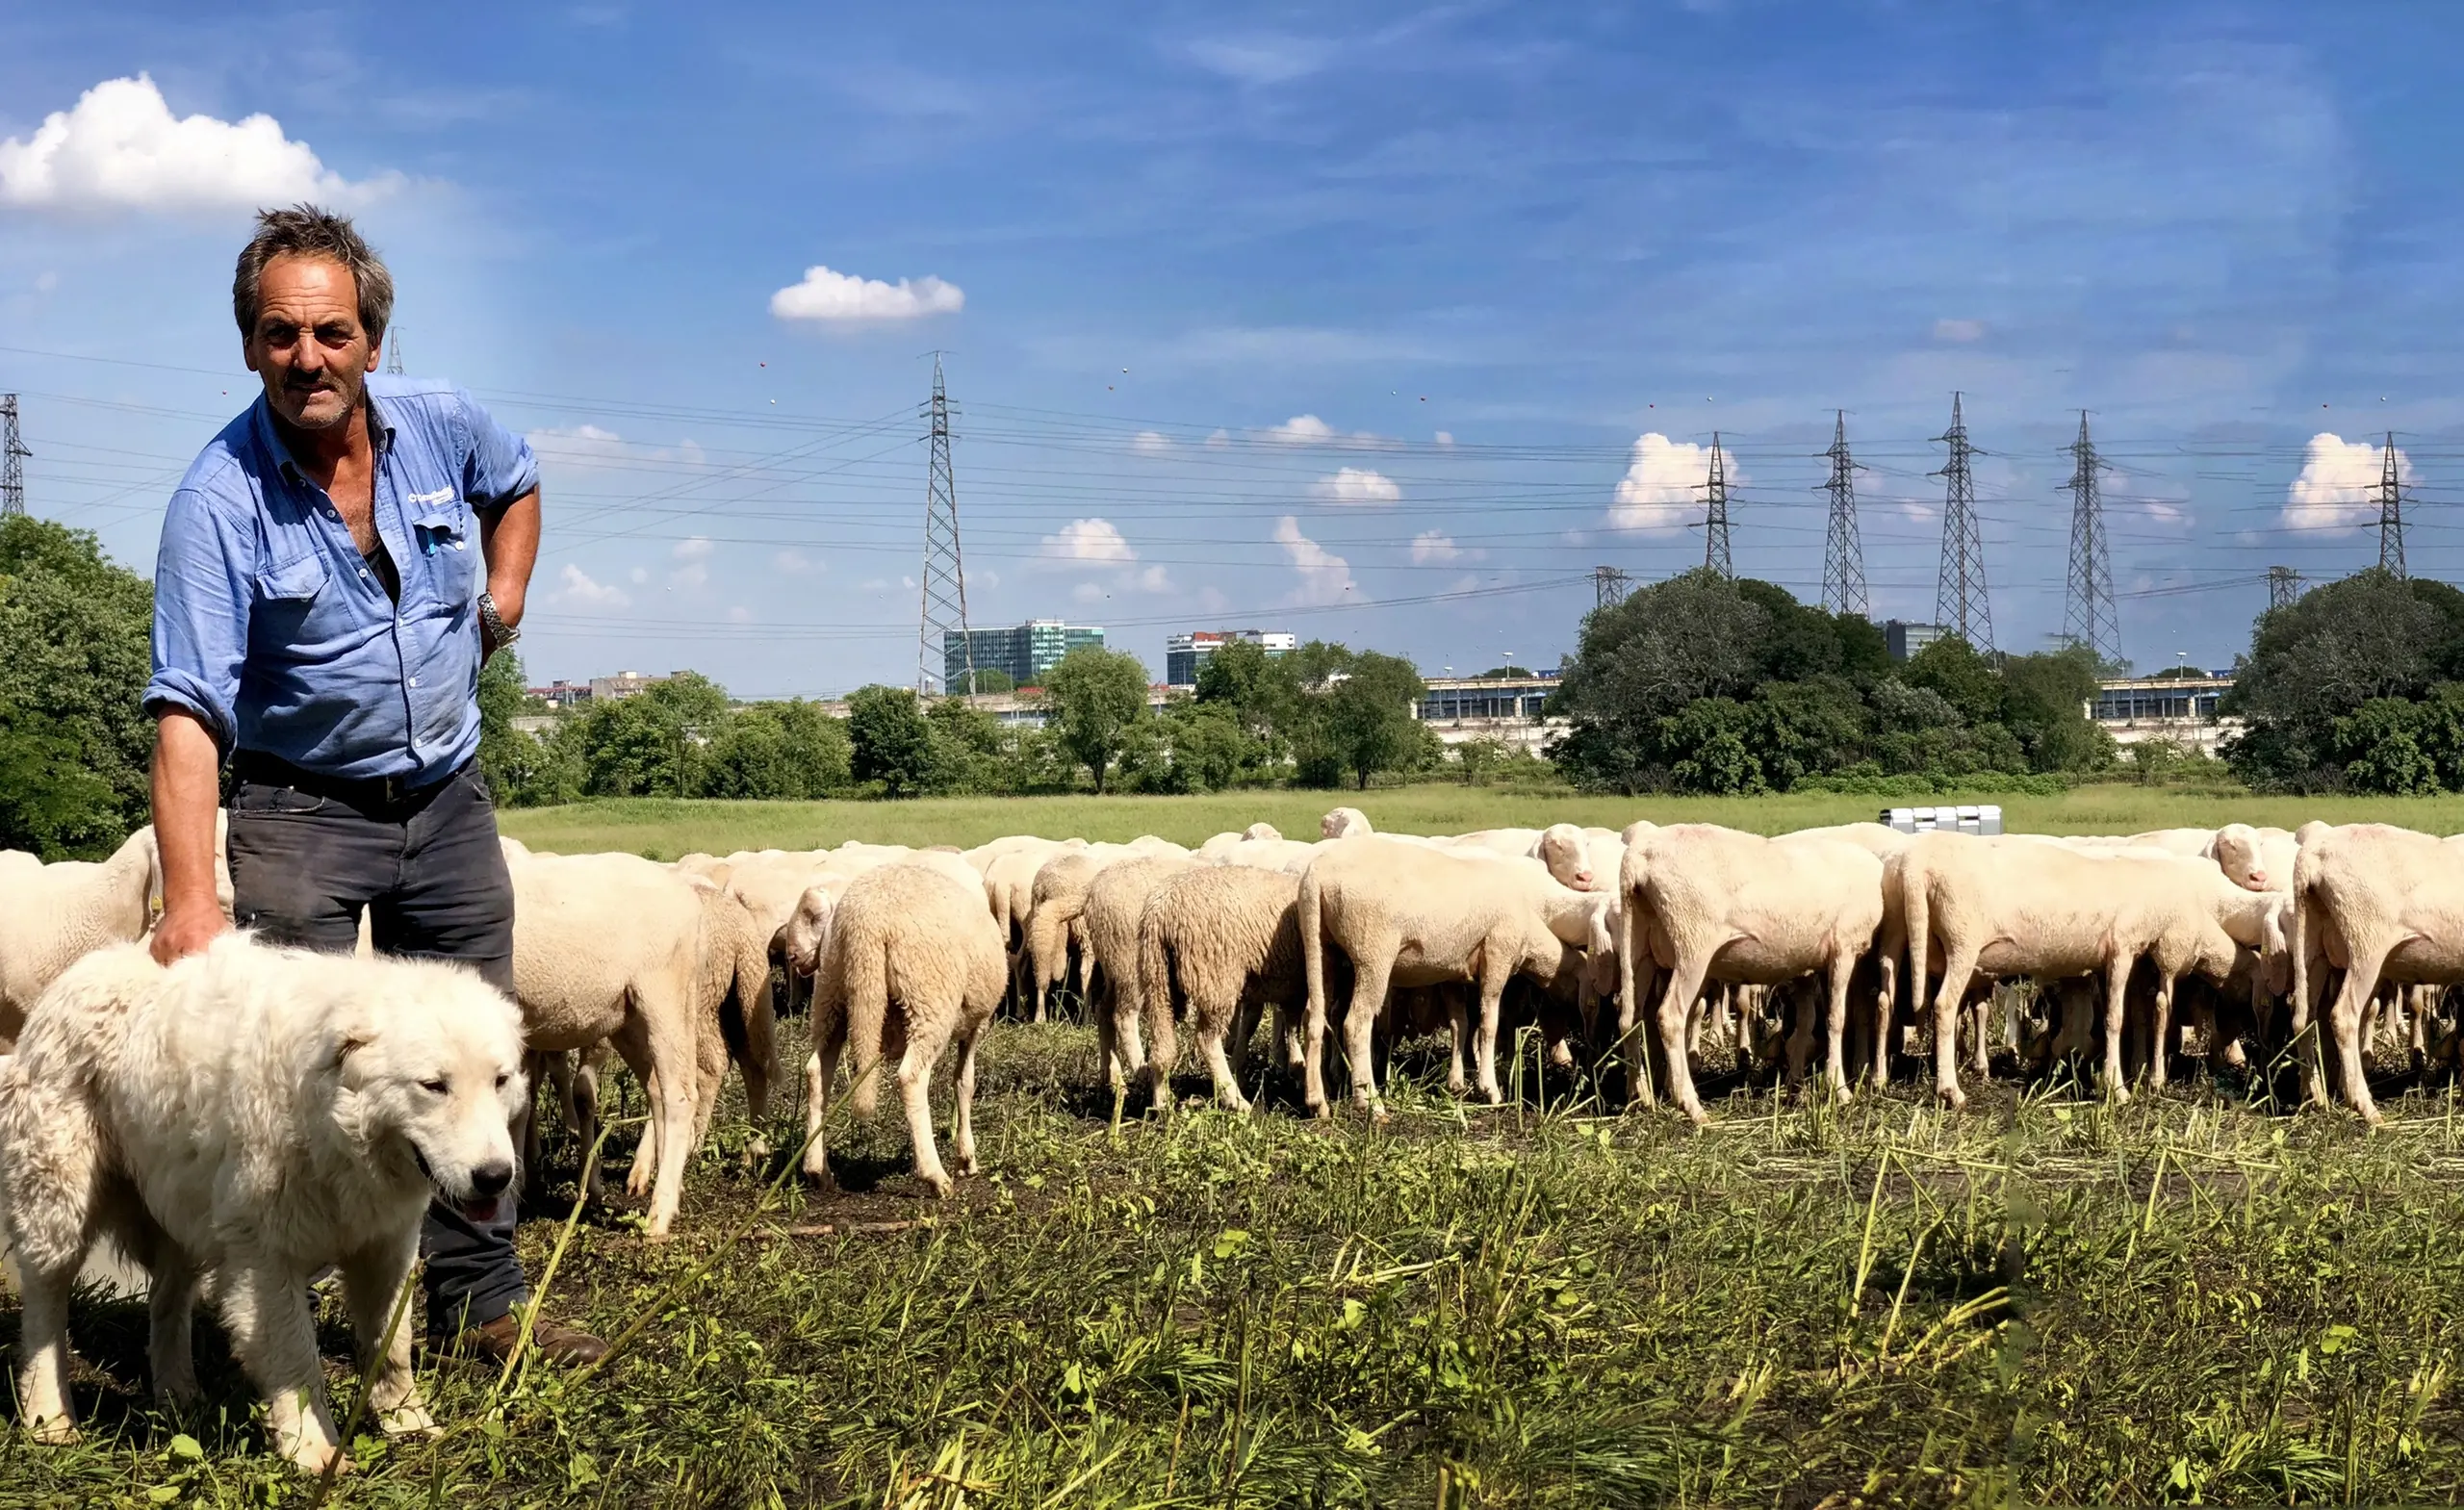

{"left": 1607, "top": 432, "right": 1742, "bottom": 532}
{"left": 1434, "top": 430, "right": 1455, "bottom": 447}
{"left": 774, "top": 548, "right": 818, "bottom": 575}
{"left": 769, "top": 265, "right": 963, "bottom": 321}
{"left": 1934, "top": 318, "right": 1987, "bottom": 343}
{"left": 526, "top": 423, "right": 706, "bottom": 472}
{"left": 1204, "top": 428, "right": 1232, "bottom": 448}
{"left": 1131, "top": 430, "right": 1171, "bottom": 454}
{"left": 0, "top": 75, "right": 391, "bottom": 214}
{"left": 1274, "top": 515, "right": 1356, "bottom": 605}
{"left": 1185, "top": 35, "right": 1335, "bottom": 86}
{"left": 551, "top": 564, "right": 629, "bottom": 608}
{"left": 1269, "top": 414, "right": 1336, "bottom": 444}
{"left": 1071, "top": 580, "right": 1106, "bottom": 604}
{"left": 2284, "top": 432, "right": 2411, "bottom": 533}
{"left": 727, "top": 605, "right": 753, "bottom": 625}
{"left": 669, "top": 535, "right": 712, "bottom": 589}
{"left": 1314, "top": 467, "right": 1401, "bottom": 506}
{"left": 629, "top": 566, "right": 649, "bottom": 585}
{"left": 1040, "top": 517, "right": 1136, "bottom": 564}
{"left": 1410, "top": 529, "right": 1463, "bottom": 564}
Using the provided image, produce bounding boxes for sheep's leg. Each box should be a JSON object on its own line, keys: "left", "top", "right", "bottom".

{"left": 1824, "top": 952, "right": 1857, "bottom": 1103}
{"left": 218, "top": 1258, "right": 344, "bottom": 1473}
{"left": 1929, "top": 946, "right": 1983, "bottom": 1110}
{"left": 2411, "top": 985, "right": 2432, "bottom": 1069}
{"left": 948, "top": 1027, "right": 981, "bottom": 1176}
{"left": 1474, "top": 958, "right": 1513, "bottom": 1106}
{"left": 147, "top": 1239, "right": 202, "bottom": 1408}
{"left": 626, "top": 1067, "right": 661, "bottom": 1200}
{"left": 1783, "top": 981, "right": 1815, "bottom": 1097}
{"left": 2330, "top": 953, "right": 2387, "bottom": 1124}
{"left": 801, "top": 997, "right": 848, "bottom": 1187}
{"left": 897, "top": 1017, "right": 957, "bottom": 1196}
{"left": 1655, "top": 956, "right": 1714, "bottom": 1123}
{"left": 1968, "top": 993, "right": 1992, "bottom": 1077}
{"left": 2099, "top": 957, "right": 2134, "bottom": 1105}
{"left": 340, "top": 1234, "right": 432, "bottom": 1438}
{"left": 2149, "top": 974, "right": 2178, "bottom": 1090}
{"left": 1202, "top": 1027, "right": 1253, "bottom": 1113}
{"left": 1444, "top": 991, "right": 1470, "bottom": 1097}
{"left": 1343, "top": 952, "right": 1396, "bottom": 1117}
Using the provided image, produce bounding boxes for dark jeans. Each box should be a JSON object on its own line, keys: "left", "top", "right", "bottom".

{"left": 225, "top": 756, "right": 528, "bottom": 1336}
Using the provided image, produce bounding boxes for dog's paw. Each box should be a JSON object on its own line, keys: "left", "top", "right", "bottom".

{"left": 285, "top": 1442, "right": 351, "bottom": 1476}
{"left": 377, "top": 1402, "right": 440, "bottom": 1439}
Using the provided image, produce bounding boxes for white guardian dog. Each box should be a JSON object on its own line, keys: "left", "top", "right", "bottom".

{"left": 0, "top": 935, "right": 527, "bottom": 1472}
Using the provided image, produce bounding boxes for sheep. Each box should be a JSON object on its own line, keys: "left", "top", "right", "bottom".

{"left": 502, "top": 845, "right": 706, "bottom": 1237}
{"left": 1137, "top": 864, "right": 1308, "bottom": 1112}
{"left": 1021, "top": 843, "right": 1154, "bottom": 1019}
{"left": 1900, "top": 832, "right": 2241, "bottom": 1109}
{"left": 1615, "top": 825, "right": 1885, "bottom": 1120}
{"left": 2287, "top": 823, "right": 2464, "bottom": 1122}
{"left": 0, "top": 826, "right": 159, "bottom": 1047}
{"left": 1322, "top": 806, "right": 1373, "bottom": 839}
{"left": 1297, "top": 837, "right": 1605, "bottom": 1116}
{"left": 799, "top": 862, "right": 1008, "bottom": 1196}
{"left": 1081, "top": 855, "right": 1201, "bottom": 1089}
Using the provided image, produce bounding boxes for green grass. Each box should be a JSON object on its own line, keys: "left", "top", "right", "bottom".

{"left": 497, "top": 781, "right": 2464, "bottom": 857}
{"left": 12, "top": 1015, "right": 2464, "bottom": 1507}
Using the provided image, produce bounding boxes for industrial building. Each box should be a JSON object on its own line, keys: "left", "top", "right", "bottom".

{"left": 942, "top": 619, "right": 1106, "bottom": 691}
{"left": 1411, "top": 670, "right": 1566, "bottom": 752}
{"left": 1884, "top": 620, "right": 1946, "bottom": 662}
{"left": 1164, "top": 628, "right": 1298, "bottom": 687}
{"left": 2090, "top": 673, "right": 2240, "bottom": 756}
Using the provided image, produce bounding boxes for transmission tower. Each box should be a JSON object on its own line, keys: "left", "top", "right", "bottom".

{"left": 2268, "top": 565, "right": 2302, "bottom": 611}
{"left": 916, "top": 353, "right": 977, "bottom": 698}
{"left": 1931, "top": 393, "right": 1993, "bottom": 652}
{"left": 1701, "top": 432, "right": 1732, "bottom": 577}
{"left": 384, "top": 328, "right": 403, "bottom": 375}
{"left": 1816, "top": 411, "right": 1868, "bottom": 618}
{"left": 0, "top": 395, "right": 26, "bottom": 518}
{"left": 2376, "top": 432, "right": 2406, "bottom": 579}
{"left": 1592, "top": 565, "right": 1632, "bottom": 610}
{"left": 2062, "top": 411, "right": 2119, "bottom": 668}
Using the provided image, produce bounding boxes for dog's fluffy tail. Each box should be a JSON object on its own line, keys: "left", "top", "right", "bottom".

{"left": 843, "top": 927, "right": 890, "bottom": 1120}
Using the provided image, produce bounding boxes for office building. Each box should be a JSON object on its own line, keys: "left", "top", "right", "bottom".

{"left": 1164, "top": 628, "right": 1298, "bottom": 687}
{"left": 942, "top": 619, "right": 1106, "bottom": 691}
{"left": 1883, "top": 620, "right": 1947, "bottom": 662}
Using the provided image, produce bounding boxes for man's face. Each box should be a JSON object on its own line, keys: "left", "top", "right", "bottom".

{"left": 244, "top": 255, "right": 378, "bottom": 432}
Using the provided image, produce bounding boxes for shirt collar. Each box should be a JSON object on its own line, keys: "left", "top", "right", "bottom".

{"left": 248, "top": 386, "right": 394, "bottom": 484}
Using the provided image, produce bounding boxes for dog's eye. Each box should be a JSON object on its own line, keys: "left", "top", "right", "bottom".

{"left": 421, "top": 1078, "right": 449, "bottom": 1095}
{"left": 495, "top": 1073, "right": 511, "bottom": 1090}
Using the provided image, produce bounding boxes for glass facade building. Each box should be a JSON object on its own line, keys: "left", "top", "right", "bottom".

{"left": 1164, "top": 628, "right": 1298, "bottom": 687}
{"left": 942, "top": 620, "right": 1106, "bottom": 691}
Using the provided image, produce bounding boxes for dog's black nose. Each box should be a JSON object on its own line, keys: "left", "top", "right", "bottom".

{"left": 470, "top": 1162, "right": 513, "bottom": 1197}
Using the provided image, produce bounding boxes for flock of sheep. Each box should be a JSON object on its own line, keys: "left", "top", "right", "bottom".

{"left": 5, "top": 807, "right": 2461, "bottom": 1234}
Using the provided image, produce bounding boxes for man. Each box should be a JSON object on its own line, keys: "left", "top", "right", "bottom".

{"left": 145, "top": 205, "right": 604, "bottom": 1365}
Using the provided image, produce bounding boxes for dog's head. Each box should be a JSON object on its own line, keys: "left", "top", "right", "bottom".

{"left": 328, "top": 960, "right": 528, "bottom": 1221}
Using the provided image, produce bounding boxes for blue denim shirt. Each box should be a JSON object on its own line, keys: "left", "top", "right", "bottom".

{"left": 144, "top": 375, "right": 539, "bottom": 781}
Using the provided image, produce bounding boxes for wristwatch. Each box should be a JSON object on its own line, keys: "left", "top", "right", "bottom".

{"left": 478, "top": 591, "right": 519, "bottom": 650}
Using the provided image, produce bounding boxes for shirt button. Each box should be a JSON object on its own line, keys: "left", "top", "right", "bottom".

{"left": 408, "top": 677, "right": 421, "bottom": 688}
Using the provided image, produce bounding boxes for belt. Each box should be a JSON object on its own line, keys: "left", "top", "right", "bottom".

{"left": 230, "top": 751, "right": 470, "bottom": 813}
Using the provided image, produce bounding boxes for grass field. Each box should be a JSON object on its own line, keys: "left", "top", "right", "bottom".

{"left": 14, "top": 785, "right": 2464, "bottom": 1505}
{"left": 498, "top": 780, "right": 2464, "bottom": 857}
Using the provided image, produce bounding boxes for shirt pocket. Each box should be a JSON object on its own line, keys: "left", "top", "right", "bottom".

{"left": 257, "top": 551, "right": 330, "bottom": 605}
{"left": 411, "top": 509, "right": 477, "bottom": 613}
{"left": 252, "top": 550, "right": 334, "bottom": 652}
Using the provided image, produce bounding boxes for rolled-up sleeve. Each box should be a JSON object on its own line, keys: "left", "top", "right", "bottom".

{"left": 143, "top": 483, "right": 254, "bottom": 752}
{"left": 456, "top": 388, "right": 539, "bottom": 511}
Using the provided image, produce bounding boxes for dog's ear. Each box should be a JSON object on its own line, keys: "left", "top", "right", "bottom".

{"left": 329, "top": 1033, "right": 370, "bottom": 1073}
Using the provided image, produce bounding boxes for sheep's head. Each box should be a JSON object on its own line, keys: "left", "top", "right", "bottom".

{"left": 1322, "top": 806, "right": 1372, "bottom": 839}
{"left": 1535, "top": 824, "right": 1597, "bottom": 889}
{"left": 2212, "top": 823, "right": 2272, "bottom": 891}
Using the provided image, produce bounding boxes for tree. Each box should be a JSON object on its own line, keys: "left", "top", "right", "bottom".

{"left": 1553, "top": 570, "right": 1772, "bottom": 793}
{"left": 0, "top": 516, "right": 156, "bottom": 856}
{"left": 950, "top": 667, "right": 1014, "bottom": 695}
{"left": 1321, "top": 650, "right": 1426, "bottom": 790}
{"left": 1041, "top": 647, "right": 1150, "bottom": 793}
{"left": 2224, "top": 569, "right": 2464, "bottom": 790}
{"left": 846, "top": 684, "right": 936, "bottom": 797}
{"left": 475, "top": 649, "right": 531, "bottom": 803}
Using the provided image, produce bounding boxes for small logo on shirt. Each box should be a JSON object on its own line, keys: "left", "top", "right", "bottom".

{"left": 405, "top": 487, "right": 457, "bottom": 506}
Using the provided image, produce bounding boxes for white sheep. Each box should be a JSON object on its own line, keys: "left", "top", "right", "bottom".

{"left": 1297, "top": 837, "right": 1604, "bottom": 1116}
{"left": 0, "top": 826, "right": 159, "bottom": 1046}
{"left": 2287, "top": 823, "right": 2464, "bottom": 1121}
{"left": 799, "top": 862, "right": 1007, "bottom": 1196}
{"left": 1081, "top": 855, "right": 1200, "bottom": 1089}
{"left": 1136, "top": 864, "right": 1307, "bottom": 1112}
{"left": 1615, "top": 824, "right": 1885, "bottom": 1120}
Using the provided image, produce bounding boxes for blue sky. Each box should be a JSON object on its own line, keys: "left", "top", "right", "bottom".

{"left": 2, "top": 2, "right": 2457, "bottom": 696}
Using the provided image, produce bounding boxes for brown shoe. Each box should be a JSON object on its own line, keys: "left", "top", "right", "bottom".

{"left": 434, "top": 1311, "right": 610, "bottom": 1367}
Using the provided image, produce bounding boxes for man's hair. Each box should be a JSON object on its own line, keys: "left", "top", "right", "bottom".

{"left": 231, "top": 204, "right": 394, "bottom": 344}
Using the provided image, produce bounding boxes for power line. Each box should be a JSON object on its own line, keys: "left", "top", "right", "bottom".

{"left": 1931, "top": 393, "right": 1993, "bottom": 652}
{"left": 2063, "top": 411, "right": 2119, "bottom": 667}
{"left": 1701, "top": 430, "right": 1732, "bottom": 577}
{"left": 917, "top": 353, "right": 975, "bottom": 698}
{"left": 1, "top": 395, "right": 26, "bottom": 518}
{"left": 2377, "top": 431, "right": 2406, "bottom": 578}
{"left": 1816, "top": 410, "right": 1867, "bottom": 617}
